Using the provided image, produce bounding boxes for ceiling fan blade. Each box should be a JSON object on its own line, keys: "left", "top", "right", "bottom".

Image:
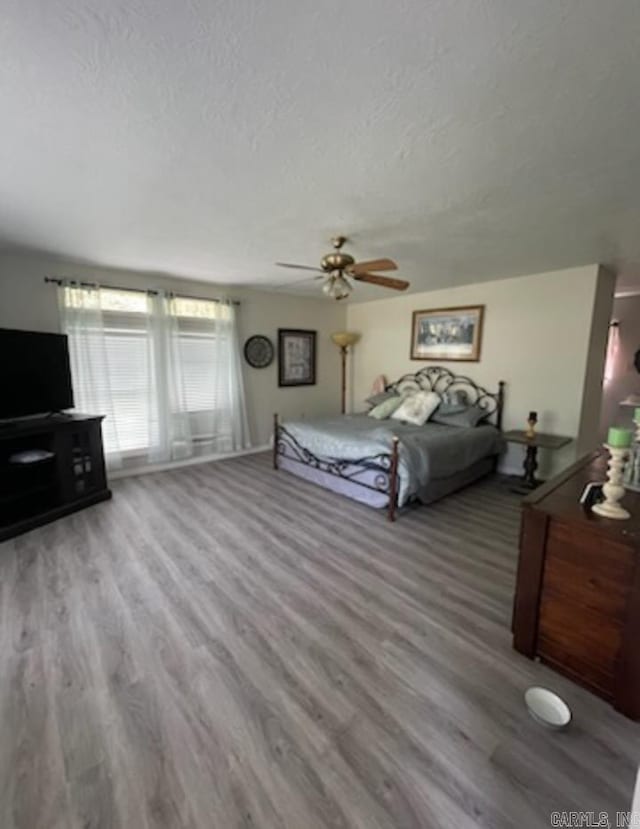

{"left": 275, "top": 262, "right": 324, "bottom": 272}
{"left": 353, "top": 272, "right": 409, "bottom": 291}
{"left": 349, "top": 258, "right": 398, "bottom": 274}
{"left": 273, "top": 275, "right": 325, "bottom": 289}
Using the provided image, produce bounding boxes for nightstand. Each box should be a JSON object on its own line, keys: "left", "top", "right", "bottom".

{"left": 504, "top": 430, "right": 572, "bottom": 489}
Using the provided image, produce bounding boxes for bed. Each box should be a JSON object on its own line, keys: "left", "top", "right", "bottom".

{"left": 273, "top": 366, "right": 506, "bottom": 521}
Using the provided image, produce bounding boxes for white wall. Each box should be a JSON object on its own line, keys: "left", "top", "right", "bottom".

{"left": 347, "top": 265, "right": 607, "bottom": 476}
{"left": 0, "top": 252, "right": 346, "bottom": 446}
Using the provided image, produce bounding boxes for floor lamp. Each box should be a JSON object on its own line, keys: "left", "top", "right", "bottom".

{"left": 331, "top": 332, "right": 360, "bottom": 414}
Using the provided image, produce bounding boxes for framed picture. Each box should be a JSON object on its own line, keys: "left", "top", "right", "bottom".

{"left": 410, "top": 305, "right": 485, "bottom": 362}
{"left": 278, "top": 328, "right": 316, "bottom": 386}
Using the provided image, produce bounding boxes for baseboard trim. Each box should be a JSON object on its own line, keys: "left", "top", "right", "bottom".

{"left": 109, "top": 451, "right": 522, "bottom": 483}
{"left": 108, "top": 444, "right": 269, "bottom": 480}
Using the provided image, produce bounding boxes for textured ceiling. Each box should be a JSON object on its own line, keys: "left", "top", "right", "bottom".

{"left": 1, "top": 0, "right": 640, "bottom": 300}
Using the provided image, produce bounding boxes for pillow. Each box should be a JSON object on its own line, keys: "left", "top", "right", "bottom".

{"left": 438, "top": 389, "right": 469, "bottom": 415}
{"left": 431, "top": 404, "right": 489, "bottom": 428}
{"left": 365, "top": 390, "right": 396, "bottom": 408}
{"left": 368, "top": 396, "right": 403, "bottom": 420}
{"left": 437, "top": 402, "right": 468, "bottom": 416}
{"left": 391, "top": 391, "right": 441, "bottom": 426}
{"left": 443, "top": 389, "right": 469, "bottom": 406}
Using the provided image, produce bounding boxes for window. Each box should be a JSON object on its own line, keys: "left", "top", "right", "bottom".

{"left": 99, "top": 291, "right": 158, "bottom": 455}
{"left": 60, "top": 285, "right": 248, "bottom": 465}
{"left": 63, "top": 287, "right": 158, "bottom": 456}
{"left": 98, "top": 323, "right": 158, "bottom": 454}
{"left": 171, "top": 295, "right": 231, "bottom": 321}
{"left": 178, "top": 332, "right": 219, "bottom": 413}
{"left": 172, "top": 298, "right": 231, "bottom": 417}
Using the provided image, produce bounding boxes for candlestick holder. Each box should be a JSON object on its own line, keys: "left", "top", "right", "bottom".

{"left": 624, "top": 415, "right": 640, "bottom": 492}
{"left": 525, "top": 411, "right": 538, "bottom": 439}
{"left": 593, "top": 445, "right": 631, "bottom": 520}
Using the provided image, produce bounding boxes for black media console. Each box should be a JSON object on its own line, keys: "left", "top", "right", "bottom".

{"left": 0, "top": 414, "right": 111, "bottom": 542}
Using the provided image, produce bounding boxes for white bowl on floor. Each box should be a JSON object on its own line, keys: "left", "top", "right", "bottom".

{"left": 524, "top": 687, "right": 572, "bottom": 730}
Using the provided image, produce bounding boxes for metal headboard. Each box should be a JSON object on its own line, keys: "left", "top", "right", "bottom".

{"left": 385, "top": 366, "right": 505, "bottom": 430}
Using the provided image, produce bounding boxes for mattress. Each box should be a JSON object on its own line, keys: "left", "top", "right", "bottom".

{"left": 281, "top": 414, "right": 506, "bottom": 507}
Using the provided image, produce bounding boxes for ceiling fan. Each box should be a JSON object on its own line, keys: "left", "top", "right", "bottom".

{"left": 275, "top": 236, "right": 409, "bottom": 300}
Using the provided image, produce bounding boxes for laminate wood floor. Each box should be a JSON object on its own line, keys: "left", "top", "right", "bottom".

{"left": 1, "top": 452, "right": 638, "bottom": 829}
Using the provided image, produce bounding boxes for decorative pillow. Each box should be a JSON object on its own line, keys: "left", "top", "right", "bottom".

{"left": 391, "top": 391, "right": 441, "bottom": 426}
{"left": 368, "top": 396, "right": 403, "bottom": 420}
{"left": 432, "top": 404, "right": 489, "bottom": 428}
{"left": 443, "top": 390, "right": 469, "bottom": 406}
{"left": 438, "top": 389, "right": 469, "bottom": 415}
{"left": 365, "top": 390, "right": 396, "bottom": 408}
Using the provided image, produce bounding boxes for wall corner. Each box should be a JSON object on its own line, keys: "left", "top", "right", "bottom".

{"left": 576, "top": 265, "right": 616, "bottom": 454}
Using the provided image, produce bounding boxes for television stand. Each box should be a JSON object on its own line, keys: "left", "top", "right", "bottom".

{"left": 0, "top": 414, "right": 111, "bottom": 542}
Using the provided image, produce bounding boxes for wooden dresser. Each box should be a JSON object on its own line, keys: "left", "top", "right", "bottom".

{"left": 512, "top": 450, "right": 640, "bottom": 719}
{"left": 0, "top": 414, "right": 111, "bottom": 542}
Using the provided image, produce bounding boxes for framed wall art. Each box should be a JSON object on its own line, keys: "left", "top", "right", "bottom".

{"left": 278, "top": 328, "right": 316, "bottom": 386}
{"left": 410, "top": 305, "right": 484, "bottom": 362}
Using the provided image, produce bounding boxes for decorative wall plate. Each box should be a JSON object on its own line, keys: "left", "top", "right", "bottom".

{"left": 244, "top": 335, "right": 274, "bottom": 368}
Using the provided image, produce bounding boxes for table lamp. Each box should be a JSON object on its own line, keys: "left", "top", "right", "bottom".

{"left": 331, "top": 332, "right": 360, "bottom": 414}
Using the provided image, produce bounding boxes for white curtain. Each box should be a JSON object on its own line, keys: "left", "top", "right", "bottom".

{"left": 211, "top": 299, "right": 251, "bottom": 452}
{"left": 164, "top": 295, "right": 251, "bottom": 456}
{"left": 58, "top": 284, "right": 124, "bottom": 468}
{"left": 58, "top": 284, "right": 251, "bottom": 469}
{"left": 148, "top": 292, "right": 193, "bottom": 463}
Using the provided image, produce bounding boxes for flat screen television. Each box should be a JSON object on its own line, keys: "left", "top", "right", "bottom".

{"left": 0, "top": 328, "right": 74, "bottom": 420}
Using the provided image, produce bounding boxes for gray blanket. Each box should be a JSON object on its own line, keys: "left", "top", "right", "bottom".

{"left": 282, "top": 414, "right": 505, "bottom": 506}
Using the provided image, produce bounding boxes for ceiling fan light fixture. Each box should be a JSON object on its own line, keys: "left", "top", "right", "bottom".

{"left": 326, "top": 272, "right": 351, "bottom": 300}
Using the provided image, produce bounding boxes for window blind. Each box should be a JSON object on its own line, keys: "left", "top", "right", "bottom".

{"left": 97, "top": 325, "right": 158, "bottom": 454}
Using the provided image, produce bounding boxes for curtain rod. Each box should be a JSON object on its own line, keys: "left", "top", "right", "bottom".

{"left": 43, "top": 276, "right": 240, "bottom": 306}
